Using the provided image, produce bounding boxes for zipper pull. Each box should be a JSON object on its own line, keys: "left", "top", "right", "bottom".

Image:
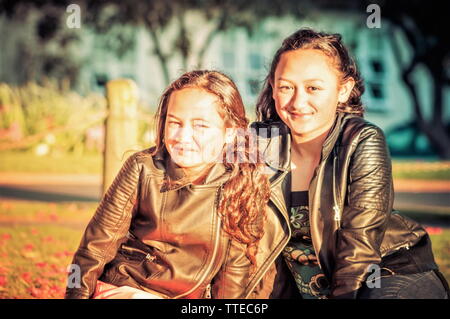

{"left": 333, "top": 205, "right": 341, "bottom": 221}
{"left": 204, "top": 283, "right": 212, "bottom": 299}
{"left": 146, "top": 254, "right": 156, "bottom": 262}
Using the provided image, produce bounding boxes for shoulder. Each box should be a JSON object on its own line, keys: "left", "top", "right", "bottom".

{"left": 123, "top": 146, "right": 164, "bottom": 176}
{"left": 131, "top": 147, "right": 156, "bottom": 161}
{"left": 339, "top": 114, "right": 387, "bottom": 147}
{"left": 121, "top": 147, "right": 154, "bottom": 166}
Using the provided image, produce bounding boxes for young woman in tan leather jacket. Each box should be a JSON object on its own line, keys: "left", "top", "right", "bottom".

{"left": 65, "top": 70, "right": 290, "bottom": 299}
{"left": 253, "top": 28, "right": 449, "bottom": 299}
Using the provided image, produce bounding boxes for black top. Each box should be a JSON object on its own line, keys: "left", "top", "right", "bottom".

{"left": 291, "top": 190, "right": 308, "bottom": 207}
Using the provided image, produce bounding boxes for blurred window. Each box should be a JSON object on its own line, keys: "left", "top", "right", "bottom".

{"left": 249, "top": 53, "right": 263, "bottom": 71}
{"left": 369, "top": 82, "right": 384, "bottom": 99}
{"left": 247, "top": 79, "right": 261, "bottom": 96}
{"left": 223, "top": 51, "right": 235, "bottom": 69}
{"left": 371, "top": 59, "right": 384, "bottom": 73}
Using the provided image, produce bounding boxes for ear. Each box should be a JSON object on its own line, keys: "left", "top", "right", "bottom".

{"left": 338, "top": 77, "right": 355, "bottom": 104}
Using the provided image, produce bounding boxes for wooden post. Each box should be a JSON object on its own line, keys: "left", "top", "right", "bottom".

{"left": 102, "top": 79, "right": 139, "bottom": 194}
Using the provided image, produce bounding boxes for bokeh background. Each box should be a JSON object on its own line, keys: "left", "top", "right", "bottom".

{"left": 0, "top": 0, "right": 449, "bottom": 299}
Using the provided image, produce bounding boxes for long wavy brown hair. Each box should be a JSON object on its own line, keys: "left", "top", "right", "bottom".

{"left": 256, "top": 28, "right": 365, "bottom": 121}
{"left": 152, "top": 70, "right": 270, "bottom": 269}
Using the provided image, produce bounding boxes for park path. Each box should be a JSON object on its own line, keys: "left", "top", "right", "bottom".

{"left": 1, "top": 173, "right": 449, "bottom": 213}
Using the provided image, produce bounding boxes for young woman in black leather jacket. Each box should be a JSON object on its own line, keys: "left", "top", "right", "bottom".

{"left": 253, "top": 28, "right": 449, "bottom": 299}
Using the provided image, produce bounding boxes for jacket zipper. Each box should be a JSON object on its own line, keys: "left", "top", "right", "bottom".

{"left": 332, "top": 154, "right": 341, "bottom": 228}
{"left": 120, "top": 245, "right": 157, "bottom": 262}
{"left": 172, "top": 185, "right": 223, "bottom": 299}
{"left": 203, "top": 283, "right": 212, "bottom": 299}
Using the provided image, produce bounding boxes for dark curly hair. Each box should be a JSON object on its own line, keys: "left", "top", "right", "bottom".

{"left": 256, "top": 28, "right": 365, "bottom": 121}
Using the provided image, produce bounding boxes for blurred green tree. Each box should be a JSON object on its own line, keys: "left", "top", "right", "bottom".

{"left": 1, "top": 0, "right": 448, "bottom": 158}
{"left": 81, "top": 0, "right": 306, "bottom": 84}
{"left": 0, "top": 0, "right": 83, "bottom": 87}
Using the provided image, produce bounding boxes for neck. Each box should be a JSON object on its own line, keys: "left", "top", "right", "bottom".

{"left": 183, "top": 163, "right": 215, "bottom": 184}
{"left": 291, "top": 128, "right": 330, "bottom": 158}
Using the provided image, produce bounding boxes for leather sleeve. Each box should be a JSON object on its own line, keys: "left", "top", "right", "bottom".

{"left": 211, "top": 238, "right": 251, "bottom": 299}
{"left": 331, "top": 125, "right": 394, "bottom": 299}
{"left": 65, "top": 154, "right": 141, "bottom": 299}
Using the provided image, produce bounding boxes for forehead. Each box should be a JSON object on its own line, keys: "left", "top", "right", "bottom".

{"left": 167, "top": 88, "right": 221, "bottom": 119}
{"left": 275, "top": 49, "right": 339, "bottom": 81}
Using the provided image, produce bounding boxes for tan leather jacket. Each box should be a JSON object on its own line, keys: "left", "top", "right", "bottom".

{"left": 252, "top": 112, "right": 435, "bottom": 298}
{"left": 65, "top": 146, "right": 290, "bottom": 299}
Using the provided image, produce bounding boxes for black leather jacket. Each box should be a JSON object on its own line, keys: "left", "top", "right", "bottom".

{"left": 252, "top": 112, "right": 439, "bottom": 298}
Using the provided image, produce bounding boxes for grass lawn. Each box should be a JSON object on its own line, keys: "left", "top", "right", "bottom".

{"left": 0, "top": 199, "right": 449, "bottom": 299}
{"left": 0, "top": 151, "right": 102, "bottom": 175}
{"left": 392, "top": 161, "right": 450, "bottom": 180}
{"left": 0, "top": 200, "right": 96, "bottom": 299}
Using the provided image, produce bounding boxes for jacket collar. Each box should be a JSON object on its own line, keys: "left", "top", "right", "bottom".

{"left": 262, "top": 112, "right": 349, "bottom": 171}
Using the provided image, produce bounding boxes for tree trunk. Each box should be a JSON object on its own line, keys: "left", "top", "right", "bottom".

{"left": 389, "top": 24, "right": 450, "bottom": 159}
{"left": 148, "top": 27, "right": 171, "bottom": 85}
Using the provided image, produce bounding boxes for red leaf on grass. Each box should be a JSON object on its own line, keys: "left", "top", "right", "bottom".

{"left": 50, "top": 264, "right": 66, "bottom": 274}
{"left": 42, "top": 236, "right": 55, "bottom": 243}
{"left": 24, "top": 243, "right": 34, "bottom": 251}
{"left": 1, "top": 233, "right": 11, "bottom": 241}
{"left": 29, "top": 286, "right": 44, "bottom": 298}
{"left": 21, "top": 272, "right": 32, "bottom": 284}
{"left": 54, "top": 252, "right": 64, "bottom": 258}
{"left": 0, "top": 275, "right": 7, "bottom": 287}
{"left": 0, "top": 266, "right": 9, "bottom": 274}
{"left": 35, "top": 262, "right": 47, "bottom": 269}
{"left": 425, "top": 227, "right": 443, "bottom": 235}
{"left": 35, "top": 277, "right": 50, "bottom": 287}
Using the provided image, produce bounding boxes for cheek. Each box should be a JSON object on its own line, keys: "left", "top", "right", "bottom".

{"left": 164, "top": 126, "right": 176, "bottom": 143}
{"left": 194, "top": 129, "right": 225, "bottom": 149}
{"left": 274, "top": 93, "right": 290, "bottom": 115}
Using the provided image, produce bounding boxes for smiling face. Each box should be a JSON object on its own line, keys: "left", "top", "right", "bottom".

{"left": 272, "top": 49, "right": 354, "bottom": 142}
{"left": 164, "top": 87, "right": 228, "bottom": 175}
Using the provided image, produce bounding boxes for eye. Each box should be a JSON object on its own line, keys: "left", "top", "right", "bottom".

{"left": 278, "top": 85, "right": 294, "bottom": 93}
{"left": 168, "top": 121, "right": 181, "bottom": 127}
{"left": 194, "top": 123, "right": 208, "bottom": 128}
{"left": 307, "top": 86, "right": 320, "bottom": 92}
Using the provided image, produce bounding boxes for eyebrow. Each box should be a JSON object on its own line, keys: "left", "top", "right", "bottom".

{"left": 277, "top": 77, "right": 324, "bottom": 83}
{"left": 167, "top": 114, "right": 209, "bottom": 122}
{"left": 166, "top": 114, "right": 181, "bottom": 120}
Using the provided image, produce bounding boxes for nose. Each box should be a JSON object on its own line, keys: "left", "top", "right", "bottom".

{"left": 288, "top": 89, "right": 308, "bottom": 111}
{"left": 172, "top": 125, "right": 194, "bottom": 143}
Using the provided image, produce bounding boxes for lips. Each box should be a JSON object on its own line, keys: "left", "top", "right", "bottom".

{"left": 288, "top": 111, "right": 314, "bottom": 117}
{"left": 172, "top": 145, "right": 197, "bottom": 152}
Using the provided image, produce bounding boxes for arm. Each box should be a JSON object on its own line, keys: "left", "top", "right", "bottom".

{"left": 65, "top": 154, "right": 141, "bottom": 299}
{"left": 331, "top": 125, "right": 394, "bottom": 299}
